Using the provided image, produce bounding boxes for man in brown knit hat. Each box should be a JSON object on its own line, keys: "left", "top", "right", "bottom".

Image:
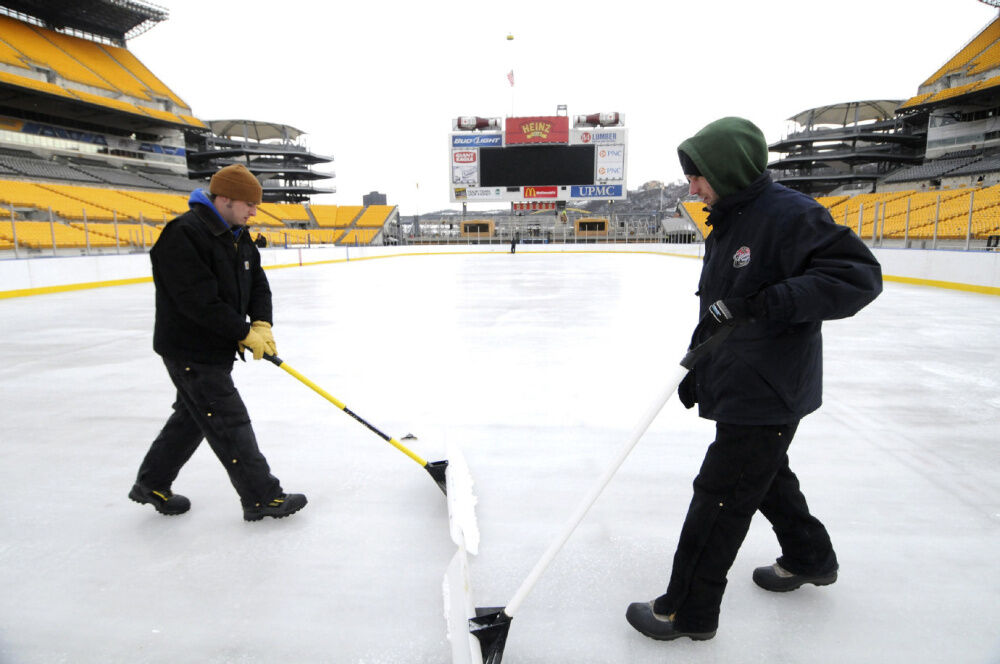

{"left": 129, "top": 164, "right": 307, "bottom": 522}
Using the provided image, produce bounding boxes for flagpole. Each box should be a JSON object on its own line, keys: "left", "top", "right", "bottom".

{"left": 509, "top": 70, "right": 515, "bottom": 117}
{"left": 506, "top": 33, "right": 515, "bottom": 116}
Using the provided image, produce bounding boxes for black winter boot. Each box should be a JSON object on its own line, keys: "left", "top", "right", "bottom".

{"left": 243, "top": 493, "right": 307, "bottom": 521}
{"left": 129, "top": 482, "right": 190, "bottom": 515}
{"left": 752, "top": 562, "right": 837, "bottom": 592}
{"left": 625, "top": 601, "right": 716, "bottom": 641}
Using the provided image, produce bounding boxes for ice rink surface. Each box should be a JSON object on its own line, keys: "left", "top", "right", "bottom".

{"left": 1, "top": 250, "right": 998, "bottom": 663}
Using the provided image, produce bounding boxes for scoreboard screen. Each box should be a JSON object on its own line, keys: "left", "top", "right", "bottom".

{"left": 450, "top": 112, "right": 627, "bottom": 205}
{"left": 478, "top": 145, "right": 595, "bottom": 187}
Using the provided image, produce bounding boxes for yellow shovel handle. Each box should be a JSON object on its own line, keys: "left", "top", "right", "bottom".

{"left": 265, "top": 354, "right": 429, "bottom": 467}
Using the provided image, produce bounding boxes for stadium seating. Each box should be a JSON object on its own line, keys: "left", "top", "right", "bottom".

{"left": 336, "top": 206, "right": 364, "bottom": 227}
{"left": 258, "top": 203, "right": 308, "bottom": 225}
{"left": 921, "top": 17, "right": 1000, "bottom": 86}
{"left": 0, "top": 34, "right": 29, "bottom": 70}
{"left": 262, "top": 228, "right": 344, "bottom": 246}
{"left": 681, "top": 201, "right": 711, "bottom": 238}
{"left": 0, "top": 15, "right": 200, "bottom": 126}
{"left": 0, "top": 15, "right": 116, "bottom": 94}
{"left": 0, "top": 154, "right": 102, "bottom": 183}
{"left": 0, "top": 180, "right": 110, "bottom": 219}
{"left": 678, "top": 185, "right": 1000, "bottom": 242}
{"left": 42, "top": 28, "right": 152, "bottom": 101}
{"left": 353, "top": 205, "right": 393, "bottom": 228}
{"left": 0, "top": 12, "right": 388, "bottom": 250}
{"left": 339, "top": 229, "right": 381, "bottom": 245}
{"left": 309, "top": 204, "right": 340, "bottom": 227}
{"left": 883, "top": 157, "right": 983, "bottom": 184}
{"left": 0, "top": 219, "right": 110, "bottom": 249}
{"left": 118, "top": 190, "right": 188, "bottom": 217}
{"left": 101, "top": 42, "right": 193, "bottom": 111}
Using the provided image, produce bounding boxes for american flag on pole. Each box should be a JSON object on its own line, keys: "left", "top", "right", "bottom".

{"left": 507, "top": 70, "right": 514, "bottom": 87}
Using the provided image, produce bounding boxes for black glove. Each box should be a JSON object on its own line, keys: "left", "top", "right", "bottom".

{"left": 708, "top": 292, "right": 767, "bottom": 326}
{"left": 678, "top": 371, "right": 696, "bottom": 409}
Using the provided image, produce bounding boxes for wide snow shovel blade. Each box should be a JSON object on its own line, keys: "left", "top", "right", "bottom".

{"left": 445, "top": 440, "right": 480, "bottom": 555}
{"left": 467, "top": 319, "right": 733, "bottom": 662}
{"left": 444, "top": 546, "right": 484, "bottom": 664}
{"left": 264, "top": 353, "right": 449, "bottom": 494}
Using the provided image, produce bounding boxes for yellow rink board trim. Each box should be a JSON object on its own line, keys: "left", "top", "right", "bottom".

{"left": 1, "top": 249, "right": 998, "bottom": 299}
{"left": 0, "top": 276, "right": 151, "bottom": 299}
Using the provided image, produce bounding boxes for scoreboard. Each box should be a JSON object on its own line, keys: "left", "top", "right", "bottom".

{"left": 449, "top": 112, "right": 627, "bottom": 205}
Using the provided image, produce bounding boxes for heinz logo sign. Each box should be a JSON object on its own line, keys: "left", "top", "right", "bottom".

{"left": 570, "top": 185, "right": 624, "bottom": 198}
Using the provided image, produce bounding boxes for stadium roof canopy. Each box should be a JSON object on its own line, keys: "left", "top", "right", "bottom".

{"left": 787, "top": 100, "right": 902, "bottom": 128}
{"left": 207, "top": 120, "right": 306, "bottom": 142}
{"left": 0, "top": 0, "right": 168, "bottom": 44}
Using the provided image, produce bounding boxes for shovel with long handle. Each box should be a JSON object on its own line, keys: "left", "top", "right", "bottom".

{"left": 263, "top": 353, "right": 449, "bottom": 494}
{"left": 467, "top": 318, "right": 734, "bottom": 663}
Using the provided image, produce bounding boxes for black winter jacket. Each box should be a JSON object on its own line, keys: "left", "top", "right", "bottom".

{"left": 151, "top": 190, "right": 272, "bottom": 364}
{"left": 689, "top": 173, "right": 882, "bottom": 425}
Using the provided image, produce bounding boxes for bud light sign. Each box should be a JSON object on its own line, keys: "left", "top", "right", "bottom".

{"left": 571, "top": 185, "right": 624, "bottom": 198}
{"left": 451, "top": 133, "right": 503, "bottom": 147}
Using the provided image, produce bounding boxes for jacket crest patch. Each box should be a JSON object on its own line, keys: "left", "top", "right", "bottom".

{"left": 733, "top": 246, "right": 751, "bottom": 268}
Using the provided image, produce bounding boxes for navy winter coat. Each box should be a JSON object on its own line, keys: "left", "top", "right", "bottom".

{"left": 689, "top": 173, "right": 882, "bottom": 425}
{"left": 151, "top": 189, "right": 272, "bottom": 365}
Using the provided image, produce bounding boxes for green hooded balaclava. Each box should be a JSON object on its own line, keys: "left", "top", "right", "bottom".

{"left": 677, "top": 117, "right": 768, "bottom": 200}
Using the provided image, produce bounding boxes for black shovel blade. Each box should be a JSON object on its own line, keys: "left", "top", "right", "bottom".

{"left": 424, "top": 459, "right": 449, "bottom": 495}
{"left": 470, "top": 607, "right": 512, "bottom": 664}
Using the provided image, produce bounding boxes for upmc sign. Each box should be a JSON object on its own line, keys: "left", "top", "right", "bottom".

{"left": 570, "top": 184, "right": 624, "bottom": 198}
{"left": 505, "top": 116, "right": 569, "bottom": 145}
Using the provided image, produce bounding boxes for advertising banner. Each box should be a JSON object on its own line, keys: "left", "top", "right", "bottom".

{"left": 523, "top": 185, "right": 559, "bottom": 198}
{"left": 505, "top": 116, "right": 569, "bottom": 144}
{"left": 596, "top": 144, "right": 625, "bottom": 182}
{"left": 571, "top": 128, "right": 626, "bottom": 145}
{"left": 453, "top": 187, "right": 504, "bottom": 201}
{"left": 452, "top": 149, "right": 478, "bottom": 185}
{"left": 451, "top": 133, "right": 502, "bottom": 147}
{"left": 570, "top": 184, "right": 624, "bottom": 198}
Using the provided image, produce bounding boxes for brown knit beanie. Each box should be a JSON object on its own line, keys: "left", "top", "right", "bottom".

{"left": 209, "top": 164, "right": 262, "bottom": 205}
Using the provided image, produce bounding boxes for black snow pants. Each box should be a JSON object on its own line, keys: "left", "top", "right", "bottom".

{"left": 653, "top": 421, "right": 837, "bottom": 632}
{"left": 136, "top": 357, "right": 282, "bottom": 508}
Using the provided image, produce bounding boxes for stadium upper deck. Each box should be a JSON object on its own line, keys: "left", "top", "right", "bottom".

{"left": 770, "top": 7, "right": 1000, "bottom": 202}
{"left": 0, "top": 0, "right": 366, "bottom": 247}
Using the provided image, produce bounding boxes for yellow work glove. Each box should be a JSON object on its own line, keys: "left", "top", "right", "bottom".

{"left": 251, "top": 320, "right": 277, "bottom": 356}
{"left": 239, "top": 327, "right": 268, "bottom": 360}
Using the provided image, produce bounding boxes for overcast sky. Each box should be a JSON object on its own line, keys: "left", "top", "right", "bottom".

{"left": 128, "top": 0, "right": 998, "bottom": 213}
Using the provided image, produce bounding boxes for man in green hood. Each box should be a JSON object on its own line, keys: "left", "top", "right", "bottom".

{"left": 627, "top": 117, "right": 882, "bottom": 642}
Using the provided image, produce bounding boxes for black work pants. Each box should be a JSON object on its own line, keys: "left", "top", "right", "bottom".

{"left": 136, "top": 358, "right": 282, "bottom": 508}
{"left": 653, "top": 421, "right": 837, "bottom": 632}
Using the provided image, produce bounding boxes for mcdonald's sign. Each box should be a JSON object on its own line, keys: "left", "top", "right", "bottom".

{"left": 523, "top": 186, "right": 558, "bottom": 198}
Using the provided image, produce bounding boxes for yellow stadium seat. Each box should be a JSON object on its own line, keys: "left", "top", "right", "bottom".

{"left": 353, "top": 205, "right": 394, "bottom": 228}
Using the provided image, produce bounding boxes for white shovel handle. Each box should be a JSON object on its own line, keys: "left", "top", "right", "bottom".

{"left": 504, "top": 362, "right": 691, "bottom": 618}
